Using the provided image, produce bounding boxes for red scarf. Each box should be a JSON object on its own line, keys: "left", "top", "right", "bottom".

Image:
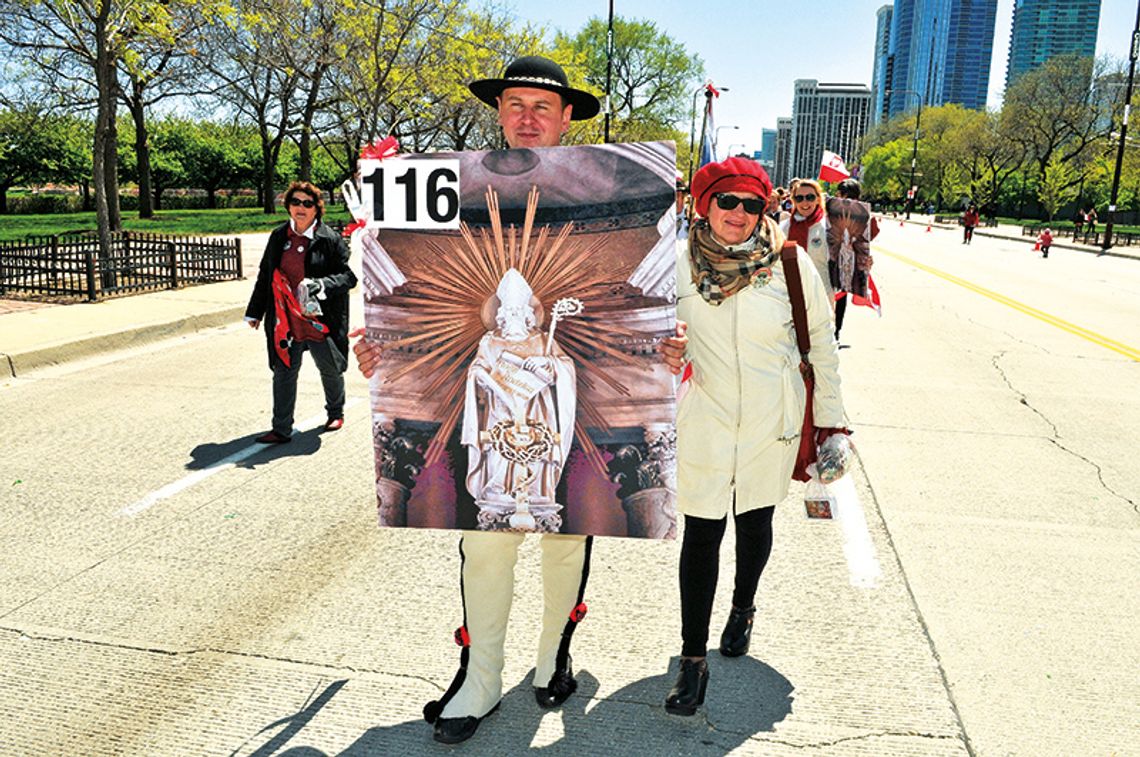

{"left": 786, "top": 205, "right": 824, "bottom": 250}
{"left": 271, "top": 268, "right": 328, "bottom": 367}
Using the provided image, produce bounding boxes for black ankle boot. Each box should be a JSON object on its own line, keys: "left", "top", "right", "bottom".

{"left": 718, "top": 605, "right": 755, "bottom": 657}
{"left": 535, "top": 660, "right": 577, "bottom": 708}
{"left": 664, "top": 658, "right": 709, "bottom": 716}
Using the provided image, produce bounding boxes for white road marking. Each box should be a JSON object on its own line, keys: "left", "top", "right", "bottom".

{"left": 119, "top": 397, "right": 363, "bottom": 518}
{"left": 832, "top": 474, "right": 883, "bottom": 588}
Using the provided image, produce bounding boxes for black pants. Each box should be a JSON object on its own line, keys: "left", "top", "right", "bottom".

{"left": 834, "top": 293, "right": 848, "bottom": 340}
{"left": 963, "top": 226, "right": 975, "bottom": 243}
{"left": 679, "top": 507, "right": 775, "bottom": 657}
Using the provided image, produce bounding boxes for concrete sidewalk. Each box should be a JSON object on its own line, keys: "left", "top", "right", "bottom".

{"left": 890, "top": 213, "right": 1140, "bottom": 260}
{"left": 0, "top": 233, "right": 271, "bottom": 378}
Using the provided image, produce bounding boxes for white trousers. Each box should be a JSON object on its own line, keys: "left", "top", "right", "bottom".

{"left": 440, "top": 531, "right": 591, "bottom": 719}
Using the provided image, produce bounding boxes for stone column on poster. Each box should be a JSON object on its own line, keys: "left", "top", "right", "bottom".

{"left": 613, "top": 424, "right": 677, "bottom": 539}
{"left": 373, "top": 419, "right": 425, "bottom": 528}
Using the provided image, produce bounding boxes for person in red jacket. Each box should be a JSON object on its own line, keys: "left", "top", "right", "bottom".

{"left": 1038, "top": 227, "right": 1053, "bottom": 258}
{"left": 962, "top": 203, "right": 980, "bottom": 244}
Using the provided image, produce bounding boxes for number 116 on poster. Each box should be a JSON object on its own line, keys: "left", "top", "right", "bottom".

{"left": 359, "top": 158, "right": 461, "bottom": 230}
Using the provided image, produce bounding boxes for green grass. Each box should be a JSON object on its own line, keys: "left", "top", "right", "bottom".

{"left": 0, "top": 205, "right": 354, "bottom": 241}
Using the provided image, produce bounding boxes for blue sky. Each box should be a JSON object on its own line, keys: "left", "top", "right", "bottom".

{"left": 511, "top": 0, "right": 1136, "bottom": 155}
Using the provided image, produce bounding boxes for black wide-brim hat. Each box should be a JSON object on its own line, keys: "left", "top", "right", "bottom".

{"left": 468, "top": 55, "right": 601, "bottom": 121}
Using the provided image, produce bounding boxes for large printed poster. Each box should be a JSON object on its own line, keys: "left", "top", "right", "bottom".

{"left": 361, "top": 141, "right": 678, "bottom": 539}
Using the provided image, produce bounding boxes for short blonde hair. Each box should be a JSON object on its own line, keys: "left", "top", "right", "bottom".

{"left": 790, "top": 178, "right": 823, "bottom": 205}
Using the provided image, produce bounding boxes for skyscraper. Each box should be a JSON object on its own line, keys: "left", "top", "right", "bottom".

{"left": 774, "top": 117, "right": 793, "bottom": 187}
{"left": 872, "top": 5, "right": 894, "bottom": 125}
{"left": 1005, "top": 0, "right": 1102, "bottom": 89}
{"left": 789, "top": 81, "right": 872, "bottom": 182}
{"left": 760, "top": 128, "right": 777, "bottom": 163}
{"left": 886, "top": 0, "right": 998, "bottom": 118}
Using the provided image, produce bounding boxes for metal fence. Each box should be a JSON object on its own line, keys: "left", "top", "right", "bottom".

{"left": 0, "top": 231, "right": 242, "bottom": 302}
{"left": 1018, "top": 224, "right": 1139, "bottom": 247}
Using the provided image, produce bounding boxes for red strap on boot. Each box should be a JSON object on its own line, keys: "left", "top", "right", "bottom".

{"left": 454, "top": 626, "right": 470, "bottom": 647}
{"left": 569, "top": 603, "right": 588, "bottom": 623}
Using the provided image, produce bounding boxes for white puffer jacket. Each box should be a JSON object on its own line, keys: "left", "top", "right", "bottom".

{"left": 675, "top": 229, "right": 846, "bottom": 518}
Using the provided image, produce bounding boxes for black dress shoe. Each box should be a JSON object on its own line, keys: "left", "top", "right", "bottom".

{"left": 534, "top": 665, "right": 577, "bottom": 708}
{"left": 718, "top": 605, "right": 756, "bottom": 657}
{"left": 664, "top": 658, "right": 708, "bottom": 716}
{"left": 432, "top": 703, "right": 500, "bottom": 744}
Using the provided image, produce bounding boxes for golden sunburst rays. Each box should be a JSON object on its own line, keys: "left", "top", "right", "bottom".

{"left": 382, "top": 185, "right": 659, "bottom": 473}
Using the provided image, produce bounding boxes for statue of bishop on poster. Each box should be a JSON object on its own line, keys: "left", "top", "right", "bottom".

{"left": 462, "top": 268, "right": 577, "bottom": 532}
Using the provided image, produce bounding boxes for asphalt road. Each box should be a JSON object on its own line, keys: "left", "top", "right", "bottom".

{"left": 0, "top": 222, "right": 1136, "bottom": 756}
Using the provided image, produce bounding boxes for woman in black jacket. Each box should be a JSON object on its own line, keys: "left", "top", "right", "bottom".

{"left": 245, "top": 181, "right": 357, "bottom": 443}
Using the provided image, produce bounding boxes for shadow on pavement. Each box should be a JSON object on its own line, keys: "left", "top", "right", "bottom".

{"left": 186, "top": 428, "right": 323, "bottom": 471}
{"left": 331, "top": 657, "right": 793, "bottom": 754}
{"left": 235, "top": 679, "right": 348, "bottom": 757}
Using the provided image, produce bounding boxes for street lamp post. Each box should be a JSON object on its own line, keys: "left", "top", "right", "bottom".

{"left": 687, "top": 83, "right": 728, "bottom": 184}
{"left": 726, "top": 143, "right": 747, "bottom": 157}
{"left": 715, "top": 125, "right": 740, "bottom": 161}
{"left": 1103, "top": 2, "right": 1140, "bottom": 252}
{"left": 886, "top": 88, "right": 924, "bottom": 219}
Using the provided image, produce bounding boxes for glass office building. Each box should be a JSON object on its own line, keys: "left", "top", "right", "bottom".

{"left": 1005, "top": 0, "right": 1101, "bottom": 88}
{"left": 871, "top": 4, "right": 894, "bottom": 125}
{"left": 886, "top": 0, "right": 997, "bottom": 118}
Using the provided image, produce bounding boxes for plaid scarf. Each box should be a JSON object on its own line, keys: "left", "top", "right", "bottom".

{"left": 689, "top": 217, "right": 779, "bottom": 305}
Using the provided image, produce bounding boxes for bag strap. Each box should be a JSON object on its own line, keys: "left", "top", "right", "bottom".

{"left": 780, "top": 241, "right": 811, "bottom": 364}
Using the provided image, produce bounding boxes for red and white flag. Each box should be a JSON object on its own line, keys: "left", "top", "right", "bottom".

{"left": 819, "top": 150, "right": 851, "bottom": 183}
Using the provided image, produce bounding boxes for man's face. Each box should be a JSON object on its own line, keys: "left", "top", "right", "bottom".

{"left": 497, "top": 87, "right": 572, "bottom": 149}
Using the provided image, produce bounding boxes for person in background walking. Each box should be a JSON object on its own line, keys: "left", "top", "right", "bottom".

{"left": 1072, "top": 208, "right": 1084, "bottom": 236}
{"left": 665, "top": 156, "right": 848, "bottom": 717}
{"left": 245, "top": 181, "right": 356, "bottom": 443}
{"left": 962, "top": 203, "right": 979, "bottom": 244}
{"left": 1038, "top": 227, "right": 1053, "bottom": 259}
{"left": 781, "top": 178, "right": 832, "bottom": 303}
{"left": 832, "top": 178, "right": 877, "bottom": 343}
{"left": 1085, "top": 206, "right": 1098, "bottom": 234}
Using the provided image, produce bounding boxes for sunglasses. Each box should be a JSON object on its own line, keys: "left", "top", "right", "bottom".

{"left": 289, "top": 197, "right": 317, "bottom": 208}
{"left": 714, "top": 193, "right": 764, "bottom": 214}
{"left": 794, "top": 193, "right": 818, "bottom": 203}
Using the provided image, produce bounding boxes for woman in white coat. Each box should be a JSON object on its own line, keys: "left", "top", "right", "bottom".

{"left": 665, "top": 157, "right": 849, "bottom": 715}
{"left": 780, "top": 178, "right": 834, "bottom": 304}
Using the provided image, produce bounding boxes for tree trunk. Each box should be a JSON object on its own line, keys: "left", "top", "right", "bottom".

{"left": 298, "top": 65, "right": 326, "bottom": 183}
{"left": 153, "top": 185, "right": 162, "bottom": 211}
{"left": 105, "top": 111, "right": 121, "bottom": 231}
{"left": 81, "top": 180, "right": 92, "bottom": 211}
{"left": 130, "top": 82, "right": 153, "bottom": 219}
{"left": 207, "top": 188, "right": 217, "bottom": 209}
{"left": 261, "top": 134, "right": 275, "bottom": 214}
{"left": 0, "top": 186, "right": 8, "bottom": 214}
{"left": 93, "top": 5, "right": 117, "bottom": 290}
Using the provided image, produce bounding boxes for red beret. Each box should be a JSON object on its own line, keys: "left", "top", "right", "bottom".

{"left": 690, "top": 157, "right": 773, "bottom": 217}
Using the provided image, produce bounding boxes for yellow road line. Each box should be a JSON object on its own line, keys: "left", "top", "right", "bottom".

{"left": 878, "top": 246, "right": 1140, "bottom": 362}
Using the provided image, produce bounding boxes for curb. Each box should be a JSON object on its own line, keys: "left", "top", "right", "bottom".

{"left": 1, "top": 304, "right": 245, "bottom": 379}
{"left": 885, "top": 217, "right": 1140, "bottom": 261}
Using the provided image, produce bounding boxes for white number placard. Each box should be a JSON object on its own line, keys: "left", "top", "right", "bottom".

{"left": 359, "top": 157, "right": 461, "bottom": 230}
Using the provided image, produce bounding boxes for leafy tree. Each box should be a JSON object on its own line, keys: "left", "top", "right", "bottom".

{"left": 1038, "top": 154, "right": 1079, "bottom": 220}
{"left": 555, "top": 16, "right": 703, "bottom": 145}
{"left": 1002, "top": 55, "right": 1115, "bottom": 203}
{"left": 0, "top": 107, "right": 86, "bottom": 212}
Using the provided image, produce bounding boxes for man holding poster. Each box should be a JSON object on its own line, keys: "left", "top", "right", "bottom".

{"left": 353, "top": 55, "right": 682, "bottom": 744}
